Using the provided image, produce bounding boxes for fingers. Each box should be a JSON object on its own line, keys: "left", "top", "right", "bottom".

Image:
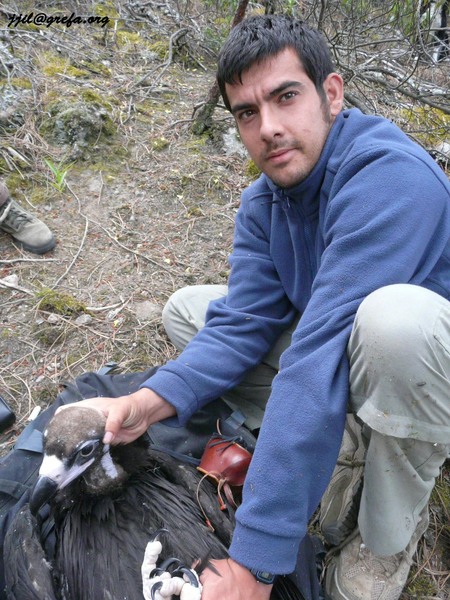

{"left": 102, "top": 390, "right": 164, "bottom": 444}
{"left": 57, "top": 397, "right": 136, "bottom": 445}
{"left": 57, "top": 389, "right": 176, "bottom": 446}
{"left": 103, "top": 401, "right": 131, "bottom": 443}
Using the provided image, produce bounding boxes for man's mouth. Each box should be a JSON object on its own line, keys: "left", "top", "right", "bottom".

{"left": 266, "top": 148, "right": 295, "bottom": 163}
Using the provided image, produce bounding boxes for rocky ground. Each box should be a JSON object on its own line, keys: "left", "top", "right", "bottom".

{"left": 0, "top": 1, "right": 246, "bottom": 418}
{"left": 0, "top": 2, "right": 448, "bottom": 598}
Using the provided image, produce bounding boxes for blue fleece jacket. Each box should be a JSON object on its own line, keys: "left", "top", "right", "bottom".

{"left": 142, "top": 109, "right": 450, "bottom": 573}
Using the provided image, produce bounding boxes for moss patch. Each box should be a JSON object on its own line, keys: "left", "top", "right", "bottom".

{"left": 151, "top": 137, "right": 169, "bottom": 151}
{"left": 0, "top": 77, "right": 32, "bottom": 89}
{"left": 406, "top": 569, "right": 439, "bottom": 597}
{"left": 4, "top": 173, "right": 32, "bottom": 200}
{"left": 29, "top": 186, "right": 58, "bottom": 205}
{"left": 399, "top": 106, "right": 450, "bottom": 146}
{"left": 78, "top": 60, "right": 112, "bottom": 78}
{"left": 80, "top": 89, "right": 117, "bottom": 109}
{"left": 40, "top": 54, "right": 89, "bottom": 78}
{"left": 245, "top": 159, "right": 261, "bottom": 180}
{"left": 94, "top": 1, "right": 121, "bottom": 27}
{"left": 147, "top": 41, "right": 170, "bottom": 60}
{"left": 182, "top": 134, "right": 209, "bottom": 154}
{"left": 116, "top": 31, "right": 144, "bottom": 48}
{"left": 39, "top": 99, "right": 116, "bottom": 156}
{"left": 36, "top": 288, "right": 89, "bottom": 316}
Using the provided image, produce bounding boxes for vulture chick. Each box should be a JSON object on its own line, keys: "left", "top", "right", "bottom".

{"left": 4, "top": 406, "right": 304, "bottom": 600}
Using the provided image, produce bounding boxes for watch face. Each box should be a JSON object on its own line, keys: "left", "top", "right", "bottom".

{"left": 251, "top": 569, "right": 277, "bottom": 584}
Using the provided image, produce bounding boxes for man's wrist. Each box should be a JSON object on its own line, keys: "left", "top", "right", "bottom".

{"left": 248, "top": 568, "right": 277, "bottom": 585}
{"left": 134, "top": 387, "right": 176, "bottom": 422}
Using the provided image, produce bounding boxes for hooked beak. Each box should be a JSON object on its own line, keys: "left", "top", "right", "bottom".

{"left": 30, "top": 475, "right": 58, "bottom": 515}
{"left": 29, "top": 453, "right": 95, "bottom": 515}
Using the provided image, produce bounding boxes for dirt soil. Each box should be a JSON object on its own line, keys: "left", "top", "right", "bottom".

{"left": 0, "top": 3, "right": 448, "bottom": 599}
{"left": 0, "top": 5, "right": 246, "bottom": 423}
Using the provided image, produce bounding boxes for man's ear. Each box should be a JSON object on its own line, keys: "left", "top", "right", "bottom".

{"left": 323, "top": 72, "right": 344, "bottom": 117}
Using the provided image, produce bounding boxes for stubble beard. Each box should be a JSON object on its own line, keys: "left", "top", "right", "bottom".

{"left": 266, "top": 102, "right": 334, "bottom": 189}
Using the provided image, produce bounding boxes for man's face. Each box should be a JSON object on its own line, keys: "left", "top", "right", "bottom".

{"left": 226, "top": 48, "right": 343, "bottom": 189}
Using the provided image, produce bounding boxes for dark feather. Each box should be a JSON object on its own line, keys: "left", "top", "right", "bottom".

{"left": 4, "top": 506, "right": 56, "bottom": 600}
{"left": 4, "top": 407, "right": 305, "bottom": 600}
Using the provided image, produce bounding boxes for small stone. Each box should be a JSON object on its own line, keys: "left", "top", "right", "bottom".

{"left": 75, "top": 313, "right": 93, "bottom": 326}
{"left": 0, "top": 274, "right": 19, "bottom": 286}
{"left": 134, "top": 301, "right": 160, "bottom": 322}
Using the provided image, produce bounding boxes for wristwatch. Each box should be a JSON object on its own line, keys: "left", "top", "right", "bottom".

{"left": 249, "top": 568, "right": 277, "bottom": 585}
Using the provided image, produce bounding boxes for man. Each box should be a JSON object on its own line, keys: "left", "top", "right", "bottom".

{"left": 79, "top": 15, "right": 450, "bottom": 600}
{"left": 0, "top": 181, "right": 55, "bottom": 254}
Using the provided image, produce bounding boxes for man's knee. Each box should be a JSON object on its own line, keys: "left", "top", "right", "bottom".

{"left": 162, "top": 286, "right": 193, "bottom": 331}
{"left": 162, "top": 286, "right": 204, "bottom": 351}
{"left": 350, "top": 284, "right": 449, "bottom": 364}
{"left": 162, "top": 284, "right": 228, "bottom": 351}
{"left": 348, "top": 284, "right": 450, "bottom": 437}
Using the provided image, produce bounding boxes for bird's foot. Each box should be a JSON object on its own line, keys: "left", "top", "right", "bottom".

{"left": 142, "top": 531, "right": 202, "bottom": 600}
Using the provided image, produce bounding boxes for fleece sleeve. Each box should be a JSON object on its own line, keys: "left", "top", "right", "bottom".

{"left": 229, "top": 146, "right": 450, "bottom": 574}
{"left": 142, "top": 185, "right": 298, "bottom": 425}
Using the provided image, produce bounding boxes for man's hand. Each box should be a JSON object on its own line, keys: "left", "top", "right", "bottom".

{"left": 58, "top": 388, "right": 176, "bottom": 445}
{"left": 200, "top": 558, "right": 273, "bottom": 600}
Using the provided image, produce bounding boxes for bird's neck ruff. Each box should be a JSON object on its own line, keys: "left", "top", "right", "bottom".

{"left": 100, "top": 444, "right": 120, "bottom": 479}
{"left": 81, "top": 446, "right": 128, "bottom": 495}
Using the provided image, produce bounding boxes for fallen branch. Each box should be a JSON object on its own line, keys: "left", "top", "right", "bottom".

{"left": 0, "top": 258, "right": 56, "bottom": 264}
{"left": 0, "top": 280, "right": 34, "bottom": 295}
{"left": 128, "top": 28, "right": 189, "bottom": 93}
{"left": 51, "top": 182, "right": 89, "bottom": 289}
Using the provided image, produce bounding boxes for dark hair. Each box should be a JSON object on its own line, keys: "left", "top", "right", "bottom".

{"left": 217, "top": 15, "right": 335, "bottom": 111}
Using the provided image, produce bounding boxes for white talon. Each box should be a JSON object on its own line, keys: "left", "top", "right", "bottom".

{"left": 180, "top": 577, "right": 203, "bottom": 600}
{"left": 157, "top": 576, "right": 185, "bottom": 597}
{"left": 142, "top": 539, "right": 163, "bottom": 599}
{"left": 141, "top": 537, "right": 202, "bottom": 599}
{"left": 156, "top": 576, "right": 202, "bottom": 600}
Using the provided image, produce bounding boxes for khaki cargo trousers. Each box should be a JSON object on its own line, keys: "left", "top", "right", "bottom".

{"left": 162, "top": 283, "right": 450, "bottom": 556}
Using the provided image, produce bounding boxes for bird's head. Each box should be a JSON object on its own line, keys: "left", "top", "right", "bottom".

{"left": 30, "top": 405, "right": 129, "bottom": 515}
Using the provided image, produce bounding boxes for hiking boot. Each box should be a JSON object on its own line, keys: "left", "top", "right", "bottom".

{"left": 324, "top": 511, "right": 429, "bottom": 600}
{"left": 0, "top": 185, "right": 55, "bottom": 254}
{"left": 320, "top": 414, "right": 366, "bottom": 546}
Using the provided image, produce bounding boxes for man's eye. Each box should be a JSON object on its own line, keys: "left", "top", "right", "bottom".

{"left": 280, "top": 91, "right": 297, "bottom": 102}
{"left": 238, "top": 110, "right": 255, "bottom": 122}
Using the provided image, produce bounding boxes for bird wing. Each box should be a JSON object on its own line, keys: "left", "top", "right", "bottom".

{"left": 147, "top": 449, "right": 235, "bottom": 543}
{"left": 4, "top": 504, "right": 57, "bottom": 600}
{"left": 147, "top": 452, "right": 308, "bottom": 600}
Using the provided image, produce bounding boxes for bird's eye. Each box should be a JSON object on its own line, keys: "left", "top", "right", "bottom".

{"left": 79, "top": 441, "right": 97, "bottom": 458}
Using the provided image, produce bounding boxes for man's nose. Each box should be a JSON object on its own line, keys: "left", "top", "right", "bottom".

{"left": 259, "top": 106, "right": 283, "bottom": 141}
